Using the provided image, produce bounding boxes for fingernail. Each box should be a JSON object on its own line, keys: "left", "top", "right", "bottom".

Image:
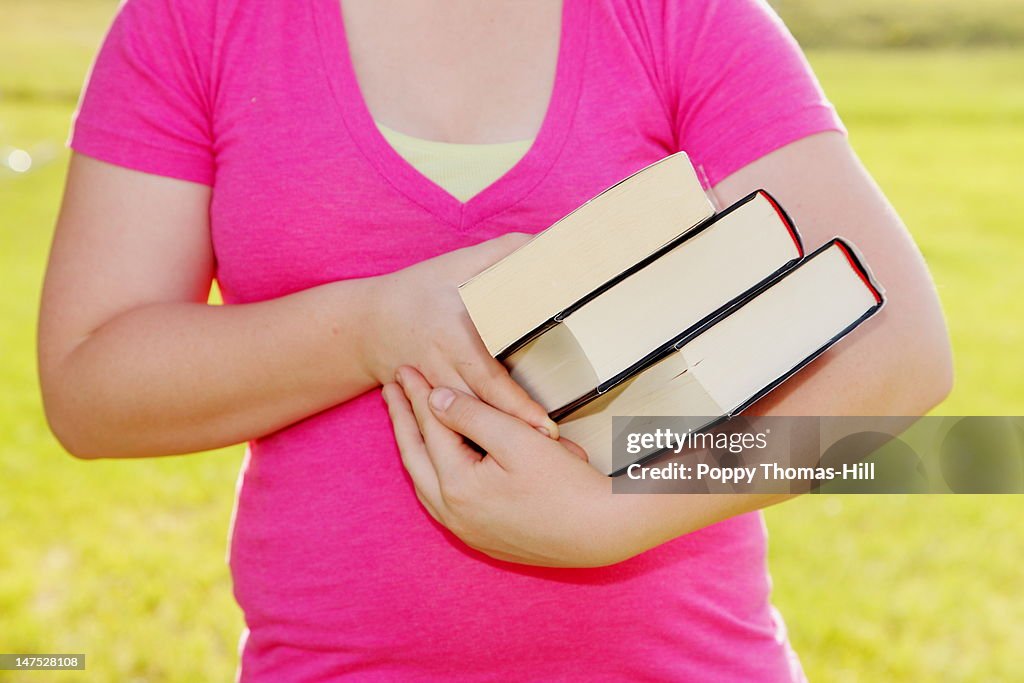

{"left": 394, "top": 369, "right": 404, "bottom": 387}
{"left": 536, "top": 426, "right": 551, "bottom": 437}
{"left": 429, "top": 387, "right": 455, "bottom": 412}
{"left": 542, "top": 418, "right": 559, "bottom": 440}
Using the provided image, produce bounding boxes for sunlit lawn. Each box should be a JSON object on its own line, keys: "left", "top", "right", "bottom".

{"left": 1, "top": 2, "right": 1022, "bottom": 680}
{"left": 767, "top": 49, "right": 1024, "bottom": 683}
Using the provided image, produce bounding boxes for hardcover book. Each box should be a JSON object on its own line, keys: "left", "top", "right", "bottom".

{"left": 459, "top": 152, "right": 714, "bottom": 357}
{"left": 458, "top": 155, "right": 885, "bottom": 475}
{"left": 557, "top": 240, "right": 884, "bottom": 475}
{"left": 503, "top": 190, "right": 804, "bottom": 415}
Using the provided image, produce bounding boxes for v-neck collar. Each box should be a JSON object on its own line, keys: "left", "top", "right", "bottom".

{"left": 311, "top": 0, "right": 590, "bottom": 231}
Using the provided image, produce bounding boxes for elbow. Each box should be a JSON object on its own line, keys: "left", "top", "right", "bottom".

{"left": 924, "top": 307, "right": 955, "bottom": 412}
{"left": 39, "top": 352, "right": 119, "bottom": 459}
{"left": 919, "top": 344, "right": 954, "bottom": 414}
{"left": 900, "top": 318, "right": 954, "bottom": 416}
{"left": 42, "top": 378, "right": 194, "bottom": 460}
{"left": 40, "top": 379, "right": 111, "bottom": 460}
{"left": 42, "top": 398, "right": 105, "bottom": 460}
{"left": 39, "top": 347, "right": 99, "bottom": 459}
{"left": 933, "top": 339, "right": 955, "bottom": 410}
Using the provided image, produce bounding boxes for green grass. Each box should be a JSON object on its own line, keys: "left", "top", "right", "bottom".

{"left": 765, "top": 49, "right": 1024, "bottom": 682}
{"left": 1, "top": 4, "right": 245, "bottom": 681}
{"left": 2, "top": 2, "right": 1023, "bottom": 682}
{"left": 775, "top": 0, "right": 1024, "bottom": 49}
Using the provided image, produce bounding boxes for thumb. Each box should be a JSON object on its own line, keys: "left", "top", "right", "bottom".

{"left": 428, "top": 386, "right": 535, "bottom": 469}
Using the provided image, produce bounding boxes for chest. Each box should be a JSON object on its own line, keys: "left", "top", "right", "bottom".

{"left": 341, "top": 0, "right": 563, "bottom": 143}
{"left": 206, "top": 0, "right": 676, "bottom": 305}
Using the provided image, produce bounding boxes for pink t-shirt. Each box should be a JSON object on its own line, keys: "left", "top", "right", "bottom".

{"left": 72, "top": 0, "right": 843, "bottom": 679}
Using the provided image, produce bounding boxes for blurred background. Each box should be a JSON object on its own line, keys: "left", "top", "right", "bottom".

{"left": 1, "top": 0, "right": 1022, "bottom": 680}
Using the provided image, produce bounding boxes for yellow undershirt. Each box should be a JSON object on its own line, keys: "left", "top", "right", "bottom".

{"left": 376, "top": 122, "right": 534, "bottom": 202}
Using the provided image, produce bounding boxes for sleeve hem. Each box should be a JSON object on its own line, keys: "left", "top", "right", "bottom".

{"left": 694, "top": 103, "right": 847, "bottom": 188}
{"left": 69, "top": 119, "right": 214, "bottom": 186}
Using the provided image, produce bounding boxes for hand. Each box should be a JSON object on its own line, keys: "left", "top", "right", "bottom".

{"left": 383, "top": 365, "right": 662, "bottom": 568}
{"left": 365, "top": 234, "right": 559, "bottom": 439}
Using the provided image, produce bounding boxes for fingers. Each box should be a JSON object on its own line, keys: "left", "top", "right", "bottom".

{"left": 459, "top": 353, "right": 560, "bottom": 440}
{"left": 419, "top": 382, "right": 542, "bottom": 471}
{"left": 422, "top": 366, "right": 476, "bottom": 406}
{"left": 381, "top": 383, "right": 444, "bottom": 521}
{"left": 560, "top": 437, "right": 589, "bottom": 463}
{"left": 395, "top": 367, "right": 481, "bottom": 478}
{"left": 477, "top": 231, "right": 533, "bottom": 262}
{"left": 450, "top": 233, "right": 532, "bottom": 281}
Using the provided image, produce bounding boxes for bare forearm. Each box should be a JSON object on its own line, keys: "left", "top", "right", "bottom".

{"left": 41, "top": 278, "right": 381, "bottom": 458}
{"left": 40, "top": 155, "right": 549, "bottom": 460}
{"left": 622, "top": 332, "right": 950, "bottom": 552}
{"left": 627, "top": 134, "right": 955, "bottom": 544}
{"left": 380, "top": 134, "right": 956, "bottom": 569}
{"left": 612, "top": 291, "right": 953, "bottom": 564}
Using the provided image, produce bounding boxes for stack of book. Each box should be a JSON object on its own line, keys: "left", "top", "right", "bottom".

{"left": 459, "top": 153, "right": 884, "bottom": 476}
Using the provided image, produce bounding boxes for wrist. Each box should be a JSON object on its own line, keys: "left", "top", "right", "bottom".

{"left": 596, "top": 485, "right": 676, "bottom": 559}
{"left": 354, "top": 272, "right": 397, "bottom": 385}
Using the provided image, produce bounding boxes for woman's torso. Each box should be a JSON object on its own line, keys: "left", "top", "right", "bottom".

{"left": 200, "top": 0, "right": 805, "bottom": 679}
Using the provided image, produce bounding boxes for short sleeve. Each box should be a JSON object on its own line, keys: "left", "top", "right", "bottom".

{"left": 69, "top": 0, "right": 215, "bottom": 185}
{"left": 666, "top": 0, "right": 845, "bottom": 187}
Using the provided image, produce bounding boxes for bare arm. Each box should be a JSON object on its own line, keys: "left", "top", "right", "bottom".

{"left": 384, "top": 133, "right": 954, "bottom": 568}
{"left": 38, "top": 155, "right": 554, "bottom": 459}
{"left": 38, "top": 155, "right": 382, "bottom": 458}
{"left": 712, "top": 131, "right": 952, "bottom": 418}
{"left": 617, "top": 131, "right": 955, "bottom": 548}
